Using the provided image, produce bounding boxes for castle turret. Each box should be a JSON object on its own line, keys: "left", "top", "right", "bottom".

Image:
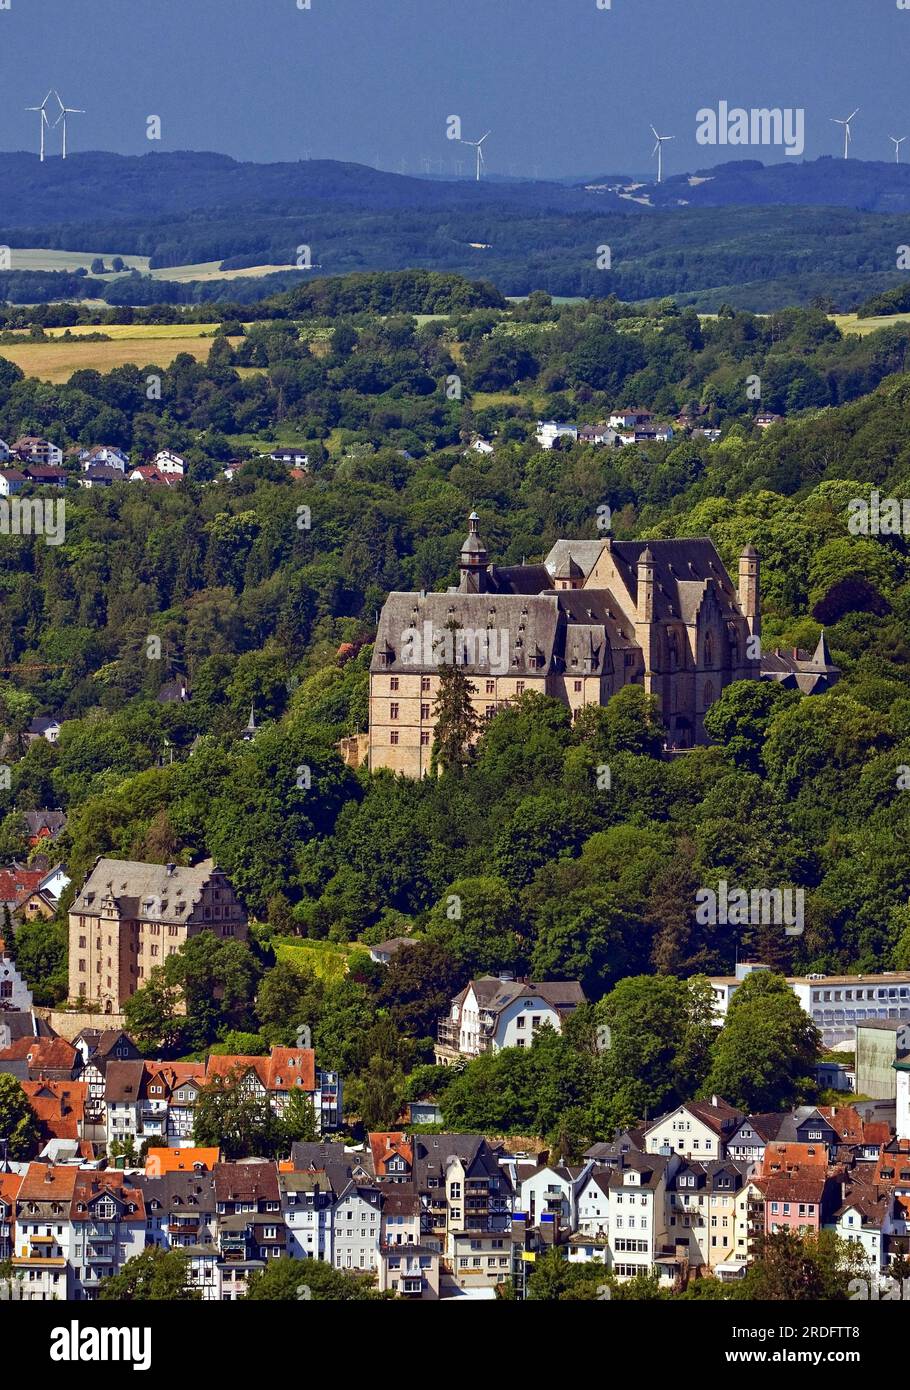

{"left": 636, "top": 546, "right": 655, "bottom": 624}
{"left": 738, "top": 544, "right": 760, "bottom": 639}
{"left": 459, "top": 511, "right": 489, "bottom": 594}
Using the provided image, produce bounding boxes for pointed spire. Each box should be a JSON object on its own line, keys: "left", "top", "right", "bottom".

{"left": 811, "top": 629, "right": 833, "bottom": 668}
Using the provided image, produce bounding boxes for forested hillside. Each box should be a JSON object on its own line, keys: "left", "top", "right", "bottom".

{"left": 4, "top": 152, "right": 910, "bottom": 306}
{"left": 2, "top": 277, "right": 910, "bottom": 1136}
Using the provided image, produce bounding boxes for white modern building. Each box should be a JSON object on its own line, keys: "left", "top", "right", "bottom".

{"left": 708, "top": 962, "right": 910, "bottom": 1046}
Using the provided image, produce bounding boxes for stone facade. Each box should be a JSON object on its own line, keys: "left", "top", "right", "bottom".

{"left": 369, "top": 514, "right": 763, "bottom": 778}
{"left": 67, "top": 857, "right": 248, "bottom": 1011}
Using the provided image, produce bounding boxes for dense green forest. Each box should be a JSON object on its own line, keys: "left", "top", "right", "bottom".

{"left": 2, "top": 273, "right": 910, "bottom": 1142}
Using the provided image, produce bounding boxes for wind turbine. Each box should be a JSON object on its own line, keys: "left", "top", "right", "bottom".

{"left": 831, "top": 108, "right": 859, "bottom": 160}
{"left": 53, "top": 91, "right": 84, "bottom": 160}
{"left": 891, "top": 135, "right": 907, "bottom": 164}
{"left": 460, "top": 130, "right": 491, "bottom": 181}
{"left": 25, "top": 90, "right": 54, "bottom": 162}
{"left": 650, "top": 125, "right": 674, "bottom": 184}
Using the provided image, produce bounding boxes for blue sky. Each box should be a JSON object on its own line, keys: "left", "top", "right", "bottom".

{"left": 3, "top": 0, "right": 910, "bottom": 176}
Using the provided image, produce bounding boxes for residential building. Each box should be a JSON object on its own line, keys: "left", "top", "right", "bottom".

{"left": 13, "top": 1163, "right": 77, "bottom": 1300}
{"left": 78, "top": 465, "right": 122, "bottom": 488}
{"left": 607, "top": 1151, "right": 672, "bottom": 1283}
{"left": 204, "top": 1047, "right": 342, "bottom": 1133}
{"left": 764, "top": 1174, "right": 838, "bottom": 1236}
{"left": 23, "top": 465, "right": 67, "bottom": 487}
{"left": 24, "top": 717, "right": 61, "bottom": 745}
{"left": 151, "top": 449, "right": 186, "bottom": 476}
{"left": 436, "top": 976, "right": 586, "bottom": 1063}
{"left": 368, "top": 937, "right": 413, "bottom": 965}
{"left": 369, "top": 1132, "right": 414, "bottom": 1181}
{"left": 535, "top": 420, "right": 578, "bottom": 449}
{"left": 832, "top": 1187, "right": 890, "bottom": 1273}
{"left": 411, "top": 1133, "right": 513, "bottom": 1287}
{"left": 0, "top": 1171, "right": 22, "bottom": 1262}
{"left": 608, "top": 409, "right": 654, "bottom": 429}
{"left": 70, "top": 1171, "right": 146, "bottom": 1299}
{"left": 12, "top": 438, "right": 63, "bottom": 466}
{"left": 67, "top": 856, "right": 249, "bottom": 1011}
{"left": 22, "top": 810, "right": 66, "bottom": 849}
{"left": 0, "top": 1035, "right": 79, "bottom": 1082}
{"left": 280, "top": 1171, "right": 336, "bottom": 1262}
{"left": 0, "top": 948, "right": 33, "bottom": 1013}
{"left": 0, "top": 468, "right": 27, "bottom": 496}
{"left": 76, "top": 446, "right": 129, "bottom": 473}
{"left": 516, "top": 1161, "right": 591, "bottom": 1230}
{"left": 72, "top": 1028, "right": 141, "bottom": 1128}
{"left": 21, "top": 1081, "right": 87, "bottom": 1147}
{"left": 643, "top": 1098, "right": 743, "bottom": 1161}
{"left": 269, "top": 447, "right": 309, "bottom": 467}
{"left": 725, "top": 1112, "right": 785, "bottom": 1163}
{"left": 333, "top": 1182, "right": 382, "bottom": 1272}
{"left": 215, "top": 1162, "right": 285, "bottom": 1300}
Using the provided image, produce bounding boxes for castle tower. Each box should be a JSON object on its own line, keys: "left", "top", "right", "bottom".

{"left": 459, "top": 511, "right": 489, "bottom": 594}
{"left": 634, "top": 546, "right": 659, "bottom": 698}
{"left": 738, "top": 544, "right": 760, "bottom": 639}
{"left": 636, "top": 546, "right": 655, "bottom": 624}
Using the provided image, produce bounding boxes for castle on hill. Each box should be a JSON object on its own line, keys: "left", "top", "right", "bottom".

{"left": 367, "top": 514, "right": 838, "bottom": 778}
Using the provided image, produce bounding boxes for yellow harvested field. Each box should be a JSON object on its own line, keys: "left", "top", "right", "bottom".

{"left": 4, "top": 248, "right": 149, "bottom": 274}
{"left": 0, "top": 336, "right": 232, "bottom": 383}
{"left": 833, "top": 312, "right": 910, "bottom": 337}
{"left": 37, "top": 323, "right": 225, "bottom": 340}
{"left": 148, "top": 261, "right": 297, "bottom": 283}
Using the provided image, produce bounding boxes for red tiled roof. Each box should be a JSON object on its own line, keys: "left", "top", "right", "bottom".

{"left": 16, "top": 1162, "right": 79, "bottom": 1202}
{"left": 0, "top": 1037, "right": 77, "bottom": 1072}
{"left": 369, "top": 1131, "right": 413, "bottom": 1175}
{"left": 0, "top": 868, "right": 44, "bottom": 906}
{"left": 204, "top": 1048, "right": 315, "bottom": 1093}
{"left": 71, "top": 1170, "right": 146, "bottom": 1222}
{"left": 0, "top": 1171, "right": 23, "bottom": 1208}
{"left": 21, "top": 1080, "right": 87, "bottom": 1140}
{"left": 761, "top": 1142, "right": 829, "bottom": 1176}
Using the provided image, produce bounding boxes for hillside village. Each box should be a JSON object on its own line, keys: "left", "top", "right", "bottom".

{"left": 2, "top": 851, "right": 910, "bottom": 1299}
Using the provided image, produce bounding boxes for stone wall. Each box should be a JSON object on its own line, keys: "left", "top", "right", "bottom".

{"left": 37, "top": 1006, "right": 127, "bottom": 1040}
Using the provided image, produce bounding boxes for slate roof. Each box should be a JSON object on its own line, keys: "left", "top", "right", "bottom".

{"left": 455, "top": 976, "right": 586, "bottom": 1016}
{"left": 73, "top": 856, "right": 224, "bottom": 926}
{"left": 22, "top": 810, "right": 66, "bottom": 841}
